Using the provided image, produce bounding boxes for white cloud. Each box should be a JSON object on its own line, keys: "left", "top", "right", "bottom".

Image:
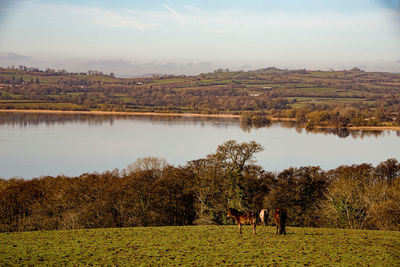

{"left": 69, "top": 6, "right": 147, "bottom": 31}
{"left": 179, "top": 9, "right": 400, "bottom": 35}
{"left": 29, "top": 2, "right": 400, "bottom": 36}
{"left": 1, "top": 2, "right": 399, "bottom": 70}
{"left": 182, "top": 4, "right": 206, "bottom": 14}
{"left": 33, "top": 3, "right": 157, "bottom": 31}
{"left": 162, "top": 4, "right": 185, "bottom": 26}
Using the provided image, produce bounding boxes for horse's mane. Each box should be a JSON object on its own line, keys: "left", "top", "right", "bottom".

{"left": 228, "top": 208, "right": 240, "bottom": 215}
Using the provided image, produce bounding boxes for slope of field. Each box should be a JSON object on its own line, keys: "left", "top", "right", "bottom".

{"left": 1, "top": 226, "right": 399, "bottom": 266}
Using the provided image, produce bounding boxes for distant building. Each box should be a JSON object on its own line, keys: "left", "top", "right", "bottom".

{"left": 27, "top": 67, "right": 40, "bottom": 72}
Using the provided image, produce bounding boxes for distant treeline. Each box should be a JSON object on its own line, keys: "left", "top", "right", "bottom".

{"left": 1, "top": 140, "right": 399, "bottom": 232}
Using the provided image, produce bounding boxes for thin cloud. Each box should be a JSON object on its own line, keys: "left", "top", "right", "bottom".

{"left": 0, "top": 52, "right": 29, "bottom": 61}
{"left": 182, "top": 4, "right": 206, "bottom": 14}
{"left": 33, "top": 3, "right": 153, "bottom": 31}
{"left": 163, "top": 4, "right": 185, "bottom": 26}
{"left": 68, "top": 6, "right": 147, "bottom": 31}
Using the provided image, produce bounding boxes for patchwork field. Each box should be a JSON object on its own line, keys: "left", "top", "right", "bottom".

{"left": 1, "top": 225, "right": 399, "bottom": 266}
{"left": 1, "top": 67, "right": 400, "bottom": 127}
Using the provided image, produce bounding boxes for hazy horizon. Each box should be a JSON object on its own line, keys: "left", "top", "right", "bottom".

{"left": 1, "top": 0, "right": 399, "bottom": 76}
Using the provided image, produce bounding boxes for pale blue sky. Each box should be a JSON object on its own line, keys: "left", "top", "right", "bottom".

{"left": 0, "top": 0, "right": 399, "bottom": 76}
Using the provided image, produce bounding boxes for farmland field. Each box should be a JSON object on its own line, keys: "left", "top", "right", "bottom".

{"left": 1, "top": 226, "right": 399, "bottom": 266}
{"left": 1, "top": 68, "right": 400, "bottom": 129}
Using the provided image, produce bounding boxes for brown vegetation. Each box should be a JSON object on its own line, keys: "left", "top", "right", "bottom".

{"left": 0, "top": 141, "right": 399, "bottom": 232}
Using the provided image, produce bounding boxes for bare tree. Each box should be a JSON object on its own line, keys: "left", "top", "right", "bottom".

{"left": 125, "top": 157, "right": 168, "bottom": 175}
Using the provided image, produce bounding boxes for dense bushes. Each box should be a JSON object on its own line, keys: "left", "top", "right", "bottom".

{"left": 1, "top": 141, "right": 399, "bottom": 232}
{"left": 322, "top": 162, "right": 400, "bottom": 230}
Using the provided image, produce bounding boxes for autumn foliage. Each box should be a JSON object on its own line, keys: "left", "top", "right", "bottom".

{"left": 0, "top": 141, "right": 399, "bottom": 232}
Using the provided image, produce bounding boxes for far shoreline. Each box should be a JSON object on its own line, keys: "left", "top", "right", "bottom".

{"left": 0, "top": 109, "right": 241, "bottom": 119}
{"left": 1, "top": 109, "right": 400, "bottom": 131}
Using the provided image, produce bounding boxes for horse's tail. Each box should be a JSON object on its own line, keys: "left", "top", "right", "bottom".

{"left": 255, "top": 210, "right": 261, "bottom": 224}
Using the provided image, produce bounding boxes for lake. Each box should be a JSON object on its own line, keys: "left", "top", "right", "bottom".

{"left": 1, "top": 112, "right": 399, "bottom": 179}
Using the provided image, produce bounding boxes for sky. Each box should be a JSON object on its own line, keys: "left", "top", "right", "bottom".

{"left": 0, "top": 0, "right": 399, "bottom": 76}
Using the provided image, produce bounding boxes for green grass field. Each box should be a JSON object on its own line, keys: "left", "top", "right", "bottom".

{"left": 1, "top": 226, "right": 399, "bottom": 266}
{"left": 288, "top": 96, "right": 372, "bottom": 108}
{"left": 147, "top": 78, "right": 191, "bottom": 86}
{"left": 0, "top": 102, "right": 85, "bottom": 110}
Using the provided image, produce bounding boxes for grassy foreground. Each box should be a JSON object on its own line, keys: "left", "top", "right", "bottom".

{"left": 1, "top": 226, "right": 399, "bottom": 266}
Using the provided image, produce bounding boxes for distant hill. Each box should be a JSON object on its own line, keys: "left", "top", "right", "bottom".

{"left": 1, "top": 66, "right": 399, "bottom": 128}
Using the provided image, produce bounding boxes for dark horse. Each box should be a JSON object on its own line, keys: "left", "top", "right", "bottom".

{"left": 227, "top": 208, "right": 257, "bottom": 234}
{"left": 273, "top": 208, "right": 287, "bottom": 235}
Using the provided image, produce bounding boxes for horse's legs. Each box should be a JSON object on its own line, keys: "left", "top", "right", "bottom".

{"left": 252, "top": 223, "right": 256, "bottom": 234}
{"left": 238, "top": 223, "right": 242, "bottom": 234}
{"left": 276, "top": 224, "right": 278, "bottom": 235}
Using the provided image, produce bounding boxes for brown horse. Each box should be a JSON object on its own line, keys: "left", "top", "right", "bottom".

{"left": 273, "top": 208, "right": 287, "bottom": 235}
{"left": 227, "top": 208, "right": 257, "bottom": 234}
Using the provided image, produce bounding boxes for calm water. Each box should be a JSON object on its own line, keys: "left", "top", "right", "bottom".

{"left": 1, "top": 112, "right": 399, "bottom": 179}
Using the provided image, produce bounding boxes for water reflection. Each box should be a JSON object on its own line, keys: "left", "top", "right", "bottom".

{"left": 0, "top": 112, "right": 398, "bottom": 139}
{"left": 1, "top": 111, "right": 399, "bottom": 179}
{"left": 272, "top": 121, "right": 394, "bottom": 139}
{"left": 240, "top": 119, "right": 397, "bottom": 139}
{"left": 0, "top": 112, "right": 238, "bottom": 129}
